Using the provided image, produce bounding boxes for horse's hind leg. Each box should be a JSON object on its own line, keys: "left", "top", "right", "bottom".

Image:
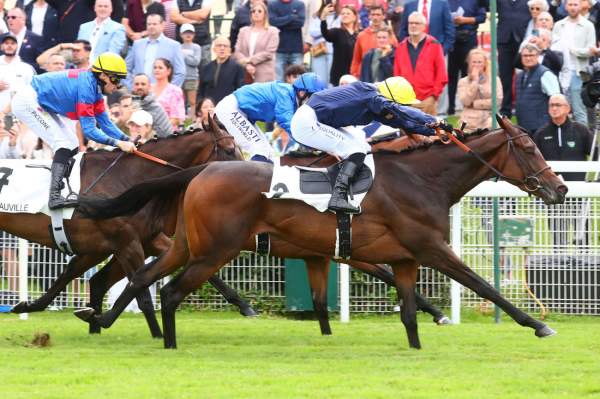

{"left": 87, "top": 257, "right": 121, "bottom": 334}
{"left": 347, "top": 260, "right": 449, "bottom": 324}
{"left": 207, "top": 276, "right": 258, "bottom": 317}
{"left": 304, "top": 257, "right": 332, "bottom": 335}
{"left": 11, "top": 254, "right": 104, "bottom": 313}
{"left": 423, "top": 243, "right": 552, "bottom": 337}
{"left": 390, "top": 261, "right": 421, "bottom": 349}
{"left": 134, "top": 282, "right": 163, "bottom": 339}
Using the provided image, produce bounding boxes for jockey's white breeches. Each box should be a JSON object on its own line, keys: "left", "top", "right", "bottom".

{"left": 215, "top": 94, "right": 274, "bottom": 161}
{"left": 11, "top": 85, "right": 78, "bottom": 152}
{"left": 291, "top": 104, "right": 370, "bottom": 159}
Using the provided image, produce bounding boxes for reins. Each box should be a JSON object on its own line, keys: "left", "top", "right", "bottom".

{"left": 434, "top": 127, "right": 549, "bottom": 192}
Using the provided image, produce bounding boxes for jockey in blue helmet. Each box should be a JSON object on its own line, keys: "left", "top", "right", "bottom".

{"left": 214, "top": 72, "right": 326, "bottom": 162}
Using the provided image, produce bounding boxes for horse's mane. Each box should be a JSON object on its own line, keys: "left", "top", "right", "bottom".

{"left": 83, "top": 127, "right": 206, "bottom": 159}
{"left": 373, "top": 127, "right": 494, "bottom": 156}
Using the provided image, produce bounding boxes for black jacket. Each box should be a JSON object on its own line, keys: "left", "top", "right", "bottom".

{"left": 497, "top": 0, "right": 530, "bottom": 44}
{"left": 24, "top": 1, "right": 59, "bottom": 46}
{"left": 229, "top": 1, "right": 251, "bottom": 51}
{"left": 46, "top": 0, "right": 123, "bottom": 43}
{"left": 199, "top": 57, "right": 245, "bottom": 103}
{"left": 0, "top": 30, "right": 47, "bottom": 72}
{"left": 533, "top": 118, "right": 594, "bottom": 181}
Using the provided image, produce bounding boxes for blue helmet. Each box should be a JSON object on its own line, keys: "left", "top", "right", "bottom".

{"left": 293, "top": 73, "right": 327, "bottom": 95}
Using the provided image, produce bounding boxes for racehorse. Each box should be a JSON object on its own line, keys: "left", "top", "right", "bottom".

{"left": 76, "top": 134, "right": 449, "bottom": 337}
{"left": 78, "top": 116, "right": 567, "bottom": 349}
{"left": 8, "top": 120, "right": 258, "bottom": 337}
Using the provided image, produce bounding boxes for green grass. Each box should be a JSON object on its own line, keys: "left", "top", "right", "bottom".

{"left": 1, "top": 311, "right": 599, "bottom": 399}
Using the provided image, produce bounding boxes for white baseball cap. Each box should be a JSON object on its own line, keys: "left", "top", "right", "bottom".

{"left": 181, "top": 23, "right": 195, "bottom": 33}
{"left": 128, "top": 110, "right": 153, "bottom": 126}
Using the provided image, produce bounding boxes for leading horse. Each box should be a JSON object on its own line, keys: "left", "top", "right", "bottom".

{"left": 79, "top": 116, "right": 568, "bottom": 349}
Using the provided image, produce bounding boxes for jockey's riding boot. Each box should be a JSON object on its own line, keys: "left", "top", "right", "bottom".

{"left": 48, "top": 148, "right": 78, "bottom": 210}
{"left": 328, "top": 153, "right": 366, "bottom": 214}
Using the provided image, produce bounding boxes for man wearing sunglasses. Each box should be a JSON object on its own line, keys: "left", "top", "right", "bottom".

{"left": 11, "top": 52, "right": 135, "bottom": 210}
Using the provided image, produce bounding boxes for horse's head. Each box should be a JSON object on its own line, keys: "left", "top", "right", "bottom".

{"left": 495, "top": 115, "right": 567, "bottom": 205}
{"left": 189, "top": 114, "right": 242, "bottom": 165}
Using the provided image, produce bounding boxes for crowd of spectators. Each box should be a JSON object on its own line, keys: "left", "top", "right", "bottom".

{"left": 0, "top": 0, "right": 595, "bottom": 174}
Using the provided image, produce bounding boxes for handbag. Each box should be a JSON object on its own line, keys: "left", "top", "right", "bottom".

{"left": 310, "top": 41, "right": 328, "bottom": 57}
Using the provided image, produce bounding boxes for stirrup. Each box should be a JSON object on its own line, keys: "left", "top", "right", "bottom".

{"left": 48, "top": 197, "right": 79, "bottom": 210}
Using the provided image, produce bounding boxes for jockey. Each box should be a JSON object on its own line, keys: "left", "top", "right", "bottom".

{"left": 11, "top": 52, "right": 136, "bottom": 210}
{"left": 290, "top": 76, "right": 440, "bottom": 214}
{"left": 214, "top": 72, "right": 327, "bottom": 163}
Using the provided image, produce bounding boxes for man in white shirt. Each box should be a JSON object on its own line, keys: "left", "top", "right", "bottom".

{"left": 0, "top": 35, "right": 35, "bottom": 113}
{"left": 552, "top": 0, "right": 597, "bottom": 125}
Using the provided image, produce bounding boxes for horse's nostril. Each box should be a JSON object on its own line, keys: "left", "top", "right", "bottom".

{"left": 557, "top": 185, "right": 568, "bottom": 195}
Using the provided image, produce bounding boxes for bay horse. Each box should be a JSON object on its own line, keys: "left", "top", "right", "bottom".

{"left": 76, "top": 134, "right": 449, "bottom": 337}
{"left": 7, "top": 121, "right": 259, "bottom": 337}
{"left": 78, "top": 116, "right": 568, "bottom": 349}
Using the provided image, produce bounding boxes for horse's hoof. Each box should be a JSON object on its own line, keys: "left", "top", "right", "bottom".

{"left": 535, "top": 325, "right": 557, "bottom": 338}
{"left": 240, "top": 307, "right": 259, "bottom": 317}
{"left": 10, "top": 301, "right": 30, "bottom": 313}
{"left": 73, "top": 307, "right": 95, "bottom": 322}
{"left": 435, "top": 316, "right": 451, "bottom": 325}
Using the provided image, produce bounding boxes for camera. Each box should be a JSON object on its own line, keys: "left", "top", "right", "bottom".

{"left": 580, "top": 60, "right": 600, "bottom": 107}
{"left": 3, "top": 113, "right": 17, "bottom": 131}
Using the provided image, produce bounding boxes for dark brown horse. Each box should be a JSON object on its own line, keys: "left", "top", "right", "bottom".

{"left": 79, "top": 116, "right": 567, "bottom": 349}
{"left": 8, "top": 121, "right": 258, "bottom": 337}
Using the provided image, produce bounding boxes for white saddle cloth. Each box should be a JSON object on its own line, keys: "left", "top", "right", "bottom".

{"left": 0, "top": 152, "right": 83, "bottom": 219}
{"left": 263, "top": 154, "right": 375, "bottom": 212}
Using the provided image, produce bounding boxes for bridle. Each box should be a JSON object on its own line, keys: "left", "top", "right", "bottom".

{"left": 435, "top": 127, "right": 550, "bottom": 192}
{"left": 198, "top": 128, "right": 237, "bottom": 165}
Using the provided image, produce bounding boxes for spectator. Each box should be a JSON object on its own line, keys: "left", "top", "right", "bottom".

{"left": 131, "top": 73, "right": 173, "bottom": 137}
{"left": 399, "top": 0, "right": 455, "bottom": 54}
{"left": 193, "top": 96, "right": 215, "bottom": 128}
{"left": 24, "top": 0, "right": 59, "bottom": 47}
{"left": 446, "top": 0, "right": 486, "bottom": 116}
{"left": 234, "top": 1, "right": 279, "bottom": 83}
{"left": 0, "top": 34, "right": 36, "bottom": 113}
{"left": 339, "top": 73, "right": 358, "bottom": 85}
{"left": 525, "top": 0, "right": 549, "bottom": 38}
{"left": 268, "top": 0, "right": 305, "bottom": 81}
{"left": 536, "top": 11, "right": 555, "bottom": 30}
{"left": 307, "top": 1, "right": 338, "bottom": 86}
{"left": 199, "top": 36, "right": 245, "bottom": 104}
{"left": 284, "top": 63, "right": 306, "bottom": 83}
{"left": 359, "top": 26, "right": 395, "bottom": 83}
{"left": 152, "top": 58, "right": 186, "bottom": 129}
{"left": 497, "top": 0, "right": 531, "bottom": 117}
{"left": 0, "top": 7, "right": 46, "bottom": 72}
{"left": 0, "top": 112, "right": 24, "bottom": 159}
{"left": 388, "top": 0, "right": 404, "bottom": 36}
{"left": 77, "top": 0, "right": 127, "bottom": 61}
{"left": 230, "top": 0, "right": 265, "bottom": 50}
{"left": 37, "top": 39, "right": 92, "bottom": 70}
{"left": 159, "top": 0, "right": 178, "bottom": 39}
{"left": 534, "top": 93, "right": 594, "bottom": 181}
{"left": 552, "top": 0, "right": 596, "bottom": 125}
{"left": 124, "top": 13, "right": 185, "bottom": 87}
{"left": 517, "top": 28, "right": 563, "bottom": 77}
{"left": 321, "top": 4, "right": 359, "bottom": 86}
{"left": 393, "top": 12, "right": 447, "bottom": 115}
{"left": 122, "top": 0, "right": 167, "bottom": 42}
{"left": 127, "top": 109, "right": 155, "bottom": 142}
{"left": 350, "top": 5, "right": 391, "bottom": 77}
{"left": 117, "top": 93, "right": 135, "bottom": 134}
{"left": 45, "top": 52, "right": 66, "bottom": 71}
{"left": 457, "top": 48, "right": 503, "bottom": 130}
{"left": 359, "top": 0, "right": 377, "bottom": 29}
{"left": 0, "top": 0, "right": 7, "bottom": 35}
{"left": 580, "top": 0, "right": 600, "bottom": 43}
{"left": 180, "top": 23, "right": 201, "bottom": 119}
{"left": 170, "top": 0, "right": 213, "bottom": 69}
{"left": 515, "top": 43, "right": 561, "bottom": 135}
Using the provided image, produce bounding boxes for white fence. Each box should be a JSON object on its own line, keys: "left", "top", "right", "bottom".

{"left": 0, "top": 162, "right": 599, "bottom": 318}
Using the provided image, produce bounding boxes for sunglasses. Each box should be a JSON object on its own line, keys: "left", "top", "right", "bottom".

{"left": 107, "top": 75, "right": 122, "bottom": 85}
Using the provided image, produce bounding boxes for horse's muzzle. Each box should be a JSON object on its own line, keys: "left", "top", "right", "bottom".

{"left": 544, "top": 184, "right": 568, "bottom": 205}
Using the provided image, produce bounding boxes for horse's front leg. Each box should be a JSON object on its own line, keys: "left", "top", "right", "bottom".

{"left": 422, "top": 243, "right": 553, "bottom": 337}
{"left": 304, "top": 257, "right": 332, "bottom": 335}
{"left": 390, "top": 261, "right": 421, "bottom": 349}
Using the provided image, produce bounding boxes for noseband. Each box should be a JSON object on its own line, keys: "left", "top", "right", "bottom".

{"left": 436, "top": 128, "right": 550, "bottom": 192}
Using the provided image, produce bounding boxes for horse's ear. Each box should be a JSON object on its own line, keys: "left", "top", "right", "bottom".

{"left": 496, "top": 114, "right": 510, "bottom": 130}
{"left": 208, "top": 114, "right": 221, "bottom": 134}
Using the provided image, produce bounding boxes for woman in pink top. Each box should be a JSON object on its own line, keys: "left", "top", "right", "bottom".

{"left": 152, "top": 58, "right": 186, "bottom": 129}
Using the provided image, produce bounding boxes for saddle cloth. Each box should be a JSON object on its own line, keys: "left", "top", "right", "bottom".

{"left": 0, "top": 152, "right": 83, "bottom": 219}
{"left": 263, "top": 154, "right": 375, "bottom": 212}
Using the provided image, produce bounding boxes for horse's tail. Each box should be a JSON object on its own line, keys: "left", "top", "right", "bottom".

{"left": 79, "top": 164, "right": 209, "bottom": 219}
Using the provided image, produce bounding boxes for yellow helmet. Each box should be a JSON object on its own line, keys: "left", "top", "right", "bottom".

{"left": 377, "top": 77, "right": 420, "bottom": 105}
{"left": 92, "top": 52, "right": 127, "bottom": 79}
